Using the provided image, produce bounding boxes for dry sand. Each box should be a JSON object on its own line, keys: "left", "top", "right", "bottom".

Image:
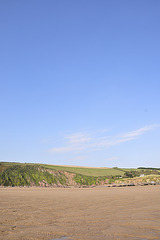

{"left": 0, "top": 186, "right": 160, "bottom": 240}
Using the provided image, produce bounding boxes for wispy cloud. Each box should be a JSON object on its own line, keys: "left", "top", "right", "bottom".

{"left": 48, "top": 146, "right": 84, "bottom": 153}
{"left": 65, "top": 132, "right": 92, "bottom": 144}
{"left": 48, "top": 124, "right": 158, "bottom": 154}
{"left": 96, "top": 124, "right": 158, "bottom": 148}
{"left": 121, "top": 124, "right": 158, "bottom": 138}
{"left": 48, "top": 133, "right": 90, "bottom": 153}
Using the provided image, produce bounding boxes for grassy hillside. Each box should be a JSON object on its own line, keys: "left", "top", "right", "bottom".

{"left": 0, "top": 163, "right": 67, "bottom": 187}
{"left": 42, "top": 164, "right": 160, "bottom": 177}
{"left": 42, "top": 164, "right": 125, "bottom": 176}
{"left": 0, "top": 162, "right": 126, "bottom": 186}
{"left": 0, "top": 162, "right": 160, "bottom": 187}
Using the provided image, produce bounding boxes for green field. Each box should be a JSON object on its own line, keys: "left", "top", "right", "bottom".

{"left": 42, "top": 164, "right": 126, "bottom": 176}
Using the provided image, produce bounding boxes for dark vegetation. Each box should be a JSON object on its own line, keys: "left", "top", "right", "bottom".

{"left": 123, "top": 169, "right": 160, "bottom": 178}
{"left": 0, "top": 162, "right": 160, "bottom": 187}
{"left": 138, "top": 167, "right": 160, "bottom": 170}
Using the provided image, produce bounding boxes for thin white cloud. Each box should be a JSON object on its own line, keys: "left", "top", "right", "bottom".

{"left": 121, "top": 124, "right": 158, "bottom": 138}
{"left": 97, "top": 124, "right": 158, "bottom": 148}
{"left": 48, "top": 146, "right": 84, "bottom": 153}
{"left": 48, "top": 124, "right": 158, "bottom": 154}
{"left": 65, "top": 133, "right": 92, "bottom": 144}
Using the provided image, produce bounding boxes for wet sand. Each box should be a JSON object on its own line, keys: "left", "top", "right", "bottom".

{"left": 0, "top": 186, "right": 160, "bottom": 240}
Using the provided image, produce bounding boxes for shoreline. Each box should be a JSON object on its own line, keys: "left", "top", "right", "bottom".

{"left": 0, "top": 181, "right": 159, "bottom": 189}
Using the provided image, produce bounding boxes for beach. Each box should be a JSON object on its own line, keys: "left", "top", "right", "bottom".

{"left": 0, "top": 186, "right": 160, "bottom": 240}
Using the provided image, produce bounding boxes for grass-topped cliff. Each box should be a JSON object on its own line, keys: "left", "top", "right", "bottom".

{"left": 0, "top": 163, "right": 67, "bottom": 187}
{"left": 0, "top": 162, "right": 160, "bottom": 187}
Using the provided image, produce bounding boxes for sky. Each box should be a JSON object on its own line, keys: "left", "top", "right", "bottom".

{"left": 0, "top": 0, "right": 160, "bottom": 168}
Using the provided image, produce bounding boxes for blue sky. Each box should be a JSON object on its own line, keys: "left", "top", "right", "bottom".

{"left": 0, "top": 0, "right": 160, "bottom": 167}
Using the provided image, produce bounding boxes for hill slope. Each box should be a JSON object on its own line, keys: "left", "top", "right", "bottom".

{"left": 0, "top": 163, "right": 110, "bottom": 187}
{"left": 0, "top": 162, "right": 160, "bottom": 187}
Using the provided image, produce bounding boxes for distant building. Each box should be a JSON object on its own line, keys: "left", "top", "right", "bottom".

{"left": 140, "top": 174, "right": 144, "bottom": 177}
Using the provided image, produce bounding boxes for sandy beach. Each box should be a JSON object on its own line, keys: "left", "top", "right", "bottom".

{"left": 0, "top": 186, "right": 160, "bottom": 240}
